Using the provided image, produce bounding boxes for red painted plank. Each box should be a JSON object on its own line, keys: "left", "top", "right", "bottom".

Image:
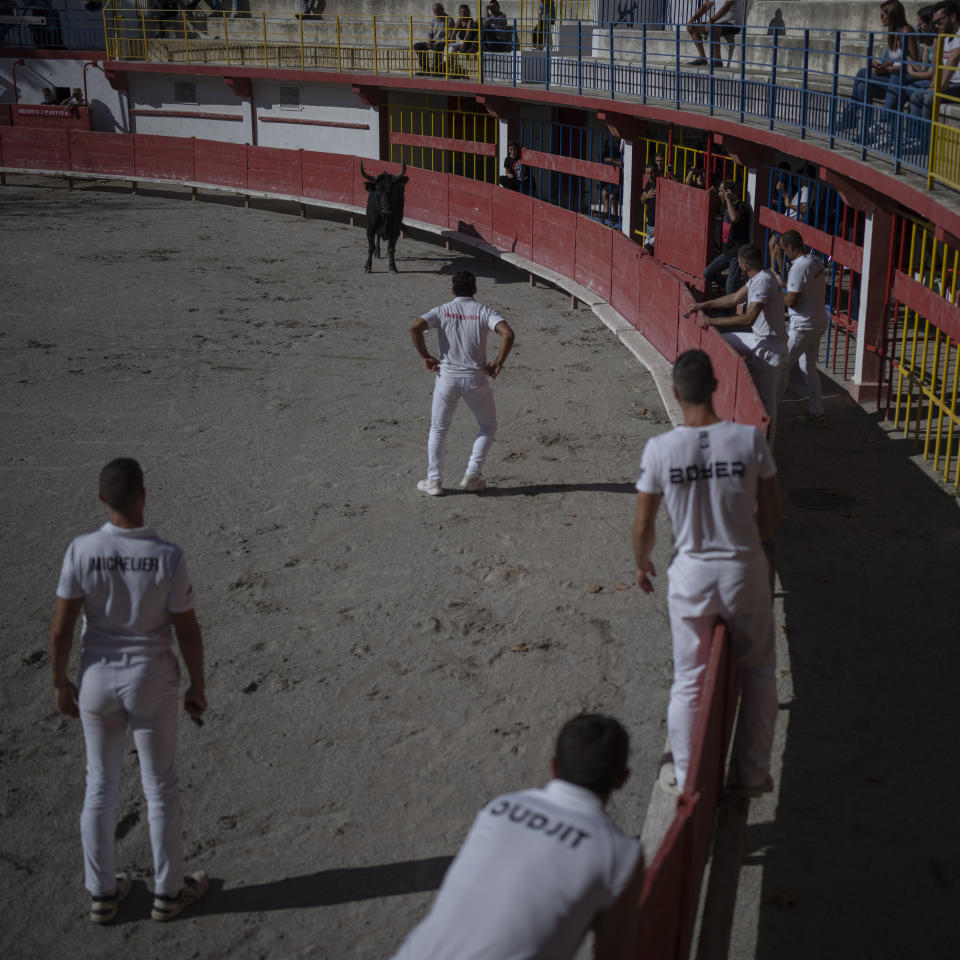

{"left": 574, "top": 215, "right": 613, "bottom": 301}
{"left": 532, "top": 200, "right": 577, "bottom": 277}
{"left": 134, "top": 134, "right": 194, "bottom": 181}
{"left": 635, "top": 255, "right": 680, "bottom": 362}
{"left": 490, "top": 186, "right": 533, "bottom": 259}
{"left": 194, "top": 138, "right": 246, "bottom": 188}
{"left": 68, "top": 130, "right": 135, "bottom": 177}
{"left": 756, "top": 206, "right": 861, "bottom": 270}
{"left": 610, "top": 231, "right": 642, "bottom": 329}
{"left": 247, "top": 145, "right": 302, "bottom": 195}
{"left": 0, "top": 127, "right": 69, "bottom": 170}
{"left": 733, "top": 356, "right": 770, "bottom": 432}
{"left": 702, "top": 330, "right": 739, "bottom": 421}
{"left": 301, "top": 150, "right": 354, "bottom": 204}
{"left": 388, "top": 131, "right": 497, "bottom": 156}
{"left": 392, "top": 163, "right": 446, "bottom": 227}
{"left": 893, "top": 269, "right": 960, "bottom": 341}
{"left": 656, "top": 179, "right": 714, "bottom": 281}
{"left": 449, "top": 176, "right": 493, "bottom": 240}
{"left": 519, "top": 148, "right": 619, "bottom": 184}
{"left": 677, "top": 307, "right": 704, "bottom": 357}
{"left": 12, "top": 104, "right": 92, "bottom": 130}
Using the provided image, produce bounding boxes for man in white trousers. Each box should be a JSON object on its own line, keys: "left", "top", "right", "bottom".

{"left": 410, "top": 270, "right": 515, "bottom": 496}
{"left": 776, "top": 229, "right": 828, "bottom": 425}
{"left": 686, "top": 243, "right": 787, "bottom": 444}
{"left": 48, "top": 458, "right": 209, "bottom": 923}
{"left": 388, "top": 714, "right": 645, "bottom": 960}
{"left": 632, "top": 350, "right": 780, "bottom": 796}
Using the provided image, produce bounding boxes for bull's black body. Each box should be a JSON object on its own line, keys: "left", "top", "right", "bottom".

{"left": 361, "top": 161, "right": 408, "bottom": 273}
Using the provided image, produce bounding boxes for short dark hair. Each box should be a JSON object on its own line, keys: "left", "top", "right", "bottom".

{"left": 507, "top": 138, "right": 520, "bottom": 151}
{"left": 722, "top": 178, "right": 739, "bottom": 193}
{"left": 673, "top": 349, "right": 717, "bottom": 404}
{"left": 933, "top": 1, "right": 958, "bottom": 19}
{"left": 780, "top": 229, "right": 803, "bottom": 252}
{"left": 99, "top": 458, "right": 144, "bottom": 512}
{"left": 554, "top": 714, "right": 629, "bottom": 796}
{"left": 738, "top": 243, "right": 763, "bottom": 271}
{"left": 919, "top": 5, "right": 936, "bottom": 22}
{"left": 452, "top": 270, "right": 477, "bottom": 296}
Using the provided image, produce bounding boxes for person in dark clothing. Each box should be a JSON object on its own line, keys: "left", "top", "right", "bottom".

{"left": 704, "top": 179, "right": 752, "bottom": 295}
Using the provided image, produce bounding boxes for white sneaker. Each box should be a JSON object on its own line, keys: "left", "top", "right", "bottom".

{"left": 90, "top": 872, "right": 132, "bottom": 924}
{"left": 459, "top": 474, "right": 486, "bottom": 492}
{"left": 151, "top": 871, "right": 209, "bottom": 922}
{"left": 416, "top": 479, "right": 444, "bottom": 496}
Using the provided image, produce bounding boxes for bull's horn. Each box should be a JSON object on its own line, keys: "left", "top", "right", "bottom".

{"left": 393, "top": 161, "right": 407, "bottom": 181}
{"left": 360, "top": 162, "right": 375, "bottom": 182}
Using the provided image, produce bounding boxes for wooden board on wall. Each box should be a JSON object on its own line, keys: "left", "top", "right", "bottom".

{"left": 490, "top": 187, "right": 533, "bottom": 260}
{"left": 448, "top": 176, "right": 493, "bottom": 241}
{"left": 637, "top": 253, "right": 679, "bottom": 362}
{"left": 134, "top": 134, "right": 194, "bottom": 182}
{"left": 247, "top": 145, "right": 302, "bottom": 196}
{"left": 655, "top": 179, "right": 714, "bottom": 284}
{"left": 610, "top": 231, "right": 643, "bottom": 329}
{"left": 532, "top": 200, "right": 577, "bottom": 278}
{"left": 68, "top": 130, "right": 135, "bottom": 177}
{"left": 574, "top": 215, "right": 613, "bottom": 301}
{"left": 195, "top": 139, "right": 247, "bottom": 189}
{"left": 301, "top": 151, "right": 354, "bottom": 204}
{"left": 0, "top": 127, "right": 69, "bottom": 170}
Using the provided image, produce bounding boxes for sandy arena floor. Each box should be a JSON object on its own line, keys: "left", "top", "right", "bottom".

{"left": 0, "top": 181, "right": 675, "bottom": 959}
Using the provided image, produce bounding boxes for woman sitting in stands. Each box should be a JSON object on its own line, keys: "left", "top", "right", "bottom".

{"left": 499, "top": 140, "right": 530, "bottom": 193}
{"left": 449, "top": 5, "right": 479, "bottom": 53}
{"left": 839, "top": 1, "right": 918, "bottom": 139}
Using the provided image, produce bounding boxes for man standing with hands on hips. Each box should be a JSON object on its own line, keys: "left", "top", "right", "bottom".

{"left": 48, "top": 458, "right": 209, "bottom": 924}
{"left": 411, "top": 270, "right": 515, "bottom": 496}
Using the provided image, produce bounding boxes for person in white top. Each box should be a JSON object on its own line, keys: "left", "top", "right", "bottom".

{"left": 686, "top": 243, "right": 787, "bottom": 443}
{"left": 633, "top": 350, "right": 781, "bottom": 795}
{"left": 686, "top": 0, "right": 739, "bottom": 66}
{"left": 410, "top": 270, "right": 515, "bottom": 495}
{"left": 48, "top": 458, "right": 209, "bottom": 924}
{"left": 388, "top": 714, "right": 645, "bottom": 960}
{"left": 775, "top": 230, "right": 829, "bottom": 425}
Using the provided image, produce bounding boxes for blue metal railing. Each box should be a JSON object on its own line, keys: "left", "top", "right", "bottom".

{"left": 0, "top": 1, "right": 106, "bottom": 50}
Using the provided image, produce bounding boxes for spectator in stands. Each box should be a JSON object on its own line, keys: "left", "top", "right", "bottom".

{"left": 838, "top": 1, "right": 918, "bottom": 138}
{"left": 61, "top": 88, "right": 84, "bottom": 107}
{"left": 686, "top": 1, "right": 739, "bottom": 67}
{"left": 449, "top": 4, "right": 479, "bottom": 54}
{"left": 639, "top": 161, "right": 657, "bottom": 249}
{"left": 414, "top": 3, "right": 452, "bottom": 74}
{"left": 41, "top": 88, "right": 58, "bottom": 105}
{"left": 388, "top": 714, "right": 645, "bottom": 960}
{"left": 704, "top": 179, "right": 752, "bottom": 295}
{"left": 776, "top": 230, "right": 829, "bottom": 426}
{"left": 910, "top": 1, "right": 960, "bottom": 120}
{"left": 687, "top": 243, "right": 787, "bottom": 441}
{"left": 684, "top": 166, "right": 706, "bottom": 188}
{"left": 482, "top": 0, "right": 510, "bottom": 51}
{"left": 767, "top": 162, "right": 812, "bottom": 275}
{"left": 895, "top": 5, "right": 936, "bottom": 107}
{"left": 532, "top": 0, "right": 555, "bottom": 49}
{"left": 499, "top": 139, "right": 530, "bottom": 193}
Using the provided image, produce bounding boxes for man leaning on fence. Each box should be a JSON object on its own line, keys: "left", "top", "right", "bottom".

{"left": 633, "top": 349, "right": 780, "bottom": 799}
{"left": 415, "top": 3, "right": 452, "bottom": 74}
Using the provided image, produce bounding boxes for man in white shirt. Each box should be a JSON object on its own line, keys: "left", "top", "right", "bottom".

{"left": 686, "top": 243, "right": 787, "bottom": 443}
{"left": 776, "top": 230, "right": 828, "bottom": 425}
{"left": 686, "top": 0, "right": 739, "bottom": 66}
{"left": 388, "top": 714, "right": 645, "bottom": 960}
{"left": 633, "top": 350, "right": 780, "bottom": 795}
{"left": 915, "top": 1, "right": 960, "bottom": 119}
{"left": 410, "top": 270, "right": 515, "bottom": 496}
{"left": 48, "top": 458, "right": 209, "bottom": 923}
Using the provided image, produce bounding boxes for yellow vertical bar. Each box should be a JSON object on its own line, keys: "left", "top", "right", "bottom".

{"left": 299, "top": 10, "right": 305, "bottom": 70}
{"left": 183, "top": 11, "right": 190, "bottom": 64}
{"left": 408, "top": 15, "right": 414, "bottom": 77}
{"left": 948, "top": 341, "right": 960, "bottom": 487}
{"left": 336, "top": 15, "right": 342, "bottom": 73}
{"left": 223, "top": 12, "right": 230, "bottom": 66}
{"left": 928, "top": 35, "right": 944, "bottom": 189}
{"left": 262, "top": 11, "right": 267, "bottom": 67}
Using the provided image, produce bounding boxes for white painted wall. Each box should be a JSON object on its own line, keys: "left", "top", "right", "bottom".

{"left": 0, "top": 55, "right": 129, "bottom": 132}
{"left": 253, "top": 81, "right": 379, "bottom": 155}
{"left": 127, "top": 72, "right": 250, "bottom": 143}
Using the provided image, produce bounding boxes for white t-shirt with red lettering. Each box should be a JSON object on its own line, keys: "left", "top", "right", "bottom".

{"left": 421, "top": 296, "right": 505, "bottom": 377}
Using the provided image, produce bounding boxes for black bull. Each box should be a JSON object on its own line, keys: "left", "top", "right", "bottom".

{"left": 361, "top": 162, "right": 408, "bottom": 273}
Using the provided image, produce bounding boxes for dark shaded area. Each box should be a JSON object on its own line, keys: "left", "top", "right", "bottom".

{"left": 751, "top": 386, "right": 960, "bottom": 958}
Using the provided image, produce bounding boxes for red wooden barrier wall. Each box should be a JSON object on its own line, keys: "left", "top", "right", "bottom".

{"left": 248, "top": 145, "right": 302, "bottom": 195}
{"left": 575, "top": 214, "right": 613, "bottom": 301}
{"left": 134, "top": 134, "right": 194, "bottom": 181}
{"left": 195, "top": 139, "right": 247, "bottom": 189}
{"left": 12, "top": 105, "right": 92, "bottom": 130}
{"left": 301, "top": 151, "right": 354, "bottom": 204}
{"left": 656, "top": 178, "right": 714, "bottom": 288}
{"left": 610, "top": 230, "right": 643, "bottom": 330}
{"left": 68, "top": 130, "right": 135, "bottom": 178}
{"left": 0, "top": 127, "right": 69, "bottom": 170}
{"left": 637, "top": 254, "right": 680, "bottom": 362}
{"left": 0, "top": 104, "right": 12, "bottom": 127}
{"left": 449, "top": 176, "right": 493, "bottom": 239}
{"left": 490, "top": 187, "right": 533, "bottom": 259}
{"left": 533, "top": 201, "right": 577, "bottom": 278}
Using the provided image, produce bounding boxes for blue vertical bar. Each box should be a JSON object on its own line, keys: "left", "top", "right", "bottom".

{"left": 578, "top": 18, "right": 583, "bottom": 96}
{"left": 609, "top": 20, "right": 615, "bottom": 99}
{"left": 829, "top": 30, "right": 840, "bottom": 144}
{"left": 768, "top": 29, "right": 779, "bottom": 129}
{"left": 642, "top": 20, "right": 648, "bottom": 104}
{"left": 739, "top": 23, "right": 746, "bottom": 120}
{"left": 675, "top": 21, "right": 681, "bottom": 110}
{"left": 801, "top": 29, "right": 810, "bottom": 138}
{"left": 512, "top": 18, "right": 517, "bottom": 86}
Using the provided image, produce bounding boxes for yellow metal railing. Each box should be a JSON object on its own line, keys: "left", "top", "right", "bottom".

{"left": 389, "top": 105, "right": 498, "bottom": 182}
{"left": 893, "top": 220, "right": 960, "bottom": 489}
{"left": 927, "top": 35, "right": 960, "bottom": 192}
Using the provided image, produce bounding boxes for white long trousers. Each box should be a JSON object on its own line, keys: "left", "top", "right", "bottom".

{"left": 721, "top": 331, "right": 783, "bottom": 445}
{"left": 666, "top": 554, "right": 778, "bottom": 793}
{"left": 427, "top": 373, "right": 497, "bottom": 483}
{"left": 777, "top": 324, "right": 825, "bottom": 417}
{"left": 78, "top": 648, "right": 184, "bottom": 897}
